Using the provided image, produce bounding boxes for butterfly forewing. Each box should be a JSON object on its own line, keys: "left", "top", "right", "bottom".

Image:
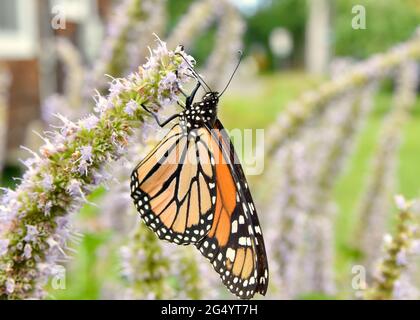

{"left": 131, "top": 124, "right": 217, "bottom": 245}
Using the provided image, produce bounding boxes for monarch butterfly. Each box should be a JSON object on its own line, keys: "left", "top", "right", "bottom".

{"left": 130, "top": 52, "right": 269, "bottom": 299}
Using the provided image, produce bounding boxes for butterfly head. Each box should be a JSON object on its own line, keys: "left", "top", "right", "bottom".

{"left": 181, "top": 91, "right": 219, "bottom": 130}
{"left": 202, "top": 91, "right": 219, "bottom": 106}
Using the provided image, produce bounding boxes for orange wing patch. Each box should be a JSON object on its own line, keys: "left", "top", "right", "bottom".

{"left": 207, "top": 136, "right": 236, "bottom": 247}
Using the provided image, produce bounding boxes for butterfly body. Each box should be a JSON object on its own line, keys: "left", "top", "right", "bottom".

{"left": 131, "top": 75, "right": 269, "bottom": 299}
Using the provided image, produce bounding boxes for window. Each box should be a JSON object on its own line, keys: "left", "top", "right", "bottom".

{"left": 0, "top": 0, "right": 38, "bottom": 59}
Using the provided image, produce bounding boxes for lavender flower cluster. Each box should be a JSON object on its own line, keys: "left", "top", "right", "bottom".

{"left": 0, "top": 39, "right": 194, "bottom": 299}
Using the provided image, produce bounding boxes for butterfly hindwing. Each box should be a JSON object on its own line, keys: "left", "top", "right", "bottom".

{"left": 195, "top": 120, "right": 269, "bottom": 299}
{"left": 131, "top": 124, "right": 217, "bottom": 245}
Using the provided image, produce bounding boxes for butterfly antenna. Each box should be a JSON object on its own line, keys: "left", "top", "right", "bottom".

{"left": 218, "top": 50, "right": 243, "bottom": 98}
{"left": 176, "top": 52, "right": 212, "bottom": 92}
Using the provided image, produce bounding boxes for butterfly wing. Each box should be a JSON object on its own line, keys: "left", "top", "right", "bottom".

{"left": 195, "top": 120, "right": 269, "bottom": 299}
{"left": 131, "top": 124, "right": 217, "bottom": 245}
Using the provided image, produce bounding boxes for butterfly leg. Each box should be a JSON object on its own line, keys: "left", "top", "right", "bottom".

{"left": 177, "top": 100, "right": 186, "bottom": 109}
{"left": 141, "top": 103, "right": 180, "bottom": 128}
{"left": 185, "top": 81, "right": 201, "bottom": 107}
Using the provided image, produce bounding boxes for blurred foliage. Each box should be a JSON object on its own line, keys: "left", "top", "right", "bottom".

{"left": 245, "top": 0, "right": 307, "bottom": 69}
{"left": 334, "top": 0, "right": 420, "bottom": 58}
{"left": 166, "top": 0, "right": 217, "bottom": 67}
{"left": 167, "top": 0, "right": 420, "bottom": 69}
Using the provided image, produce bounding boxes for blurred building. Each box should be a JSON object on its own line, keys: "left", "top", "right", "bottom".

{"left": 0, "top": 0, "right": 111, "bottom": 163}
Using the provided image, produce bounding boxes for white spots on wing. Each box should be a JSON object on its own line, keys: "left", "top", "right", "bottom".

{"left": 248, "top": 225, "right": 254, "bottom": 235}
{"left": 239, "top": 215, "right": 245, "bottom": 224}
{"left": 246, "top": 238, "right": 251, "bottom": 246}
{"left": 226, "top": 248, "right": 236, "bottom": 261}
{"left": 231, "top": 220, "right": 238, "bottom": 233}
{"left": 242, "top": 203, "right": 248, "bottom": 214}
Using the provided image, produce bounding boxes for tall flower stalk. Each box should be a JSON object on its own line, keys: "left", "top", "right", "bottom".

{"left": 88, "top": 0, "right": 145, "bottom": 93}
{"left": 263, "top": 78, "right": 378, "bottom": 297}
{"left": 355, "top": 61, "right": 419, "bottom": 273}
{"left": 365, "top": 196, "right": 419, "bottom": 300}
{"left": 119, "top": 221, "right": 174, "bottom": 299}
{"left": 0, "top": 40, "right": 194, "bottom": 299}
{"left": 167, "top": 0, "right": 220, "bottom": 50}
{"left": 263, "top": 143, "right": 309, "bottom": 298}
{"left": 42, "top": 38, "right": 85, "bottom": 124}
{"left": 202, "top": 0, "right": 245, "bottom": 88}
{"left": 127, "top": 0, "right": 167, "bottom": 71}
{"left": 258, "top": 35, "right": 420, "bottom": 184}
